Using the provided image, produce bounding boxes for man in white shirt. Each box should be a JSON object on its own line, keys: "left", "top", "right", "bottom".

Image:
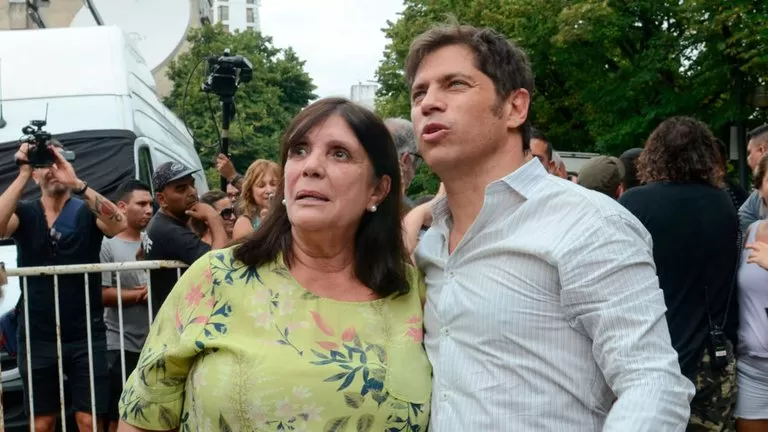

{"left": 406, "top": 22, "right": 695, "bottom": 431}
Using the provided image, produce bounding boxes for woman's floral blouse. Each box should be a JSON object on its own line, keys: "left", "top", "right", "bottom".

{"left": 119, "top": 248, "right": 431, "bottom": 432}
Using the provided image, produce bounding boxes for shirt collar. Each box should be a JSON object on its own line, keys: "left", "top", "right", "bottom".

{"left": 430, "top": 157, "right": 549, "bottom": 229}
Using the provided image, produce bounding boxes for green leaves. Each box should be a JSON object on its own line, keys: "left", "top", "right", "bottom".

{"left": 324, "top": 416, "right": 351, "bottom": 432}
{"left": 375, "top": 0, "right": 768, "bottom": 171}
{"left": 164, "top": 24, "right": 316, "bottom": 188}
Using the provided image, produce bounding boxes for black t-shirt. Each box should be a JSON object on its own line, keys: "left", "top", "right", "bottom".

{"left": 619, "top": 182, "right": 739, "bottom": 377}
{"left": 142, "top": 211, "right": 211, "bottom": 315}
{"left": 12, "top": 198, "right": 106, "bottom": 342}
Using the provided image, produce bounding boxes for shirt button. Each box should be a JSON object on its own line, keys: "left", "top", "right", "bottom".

{"left": 441, "top": 327, "right": 450, "bottom": 337}
{"left": 441, "top": 392, "right": 449, "bottom": 401}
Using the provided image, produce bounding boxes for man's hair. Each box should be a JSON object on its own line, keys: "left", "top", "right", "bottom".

{"left": 384, "top": 118, "right": 419, "bottom": 156}
{"left": 405, "top": 21, "right": 535, "bottom": 152}
{"left": 748, "top": 124, "right": 768, "bottom": 147}
{"left": 618, "top": 148, "right": 643, "bottom": 190}
{"left": 530, "top": 127, "right": 552, "bottom": 160}
{"left": 637, "top": 116, "right": 723, "bottom": 187}
{"left": 114, "top": 179, "right": 151, "bottom": 203}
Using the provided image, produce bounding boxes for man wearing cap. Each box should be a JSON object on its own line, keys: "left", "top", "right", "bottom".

{"left": 578, "top": 155, "right": 626, "bottom": 199}
{"left": 141, "top": 162, "right": 228, "bottom": 315}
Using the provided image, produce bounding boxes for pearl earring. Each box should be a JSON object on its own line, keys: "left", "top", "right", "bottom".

{"left": 281, "top": 198, "right": 286, "bottom": 205}
{"left": 369, "top": 205, "right": 377, "bottom": 212}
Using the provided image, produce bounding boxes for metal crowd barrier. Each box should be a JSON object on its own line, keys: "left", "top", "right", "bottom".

{"left": 2, "top": 260, "right": 187, "bottom": 432}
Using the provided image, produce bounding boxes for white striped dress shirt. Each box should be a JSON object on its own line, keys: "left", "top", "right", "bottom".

{"left": 415, "top": 158, "right": 695, "bottom": 431}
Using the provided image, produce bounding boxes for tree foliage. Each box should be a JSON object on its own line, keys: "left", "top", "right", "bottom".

{"left": 376, "top": 0, "right": 768, "bottom": 195}
{"left": 164, "top": 24, "right": 316, "bottom": 184}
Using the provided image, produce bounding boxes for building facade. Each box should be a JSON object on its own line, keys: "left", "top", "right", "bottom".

{"left": 211, "top": 0, "right": 259, "bottom": 33}
{"left": 350, "top": 83, "right": 378, "bottom": 111}
{"left": 0, "top": 0, "right": 212, "bottom": 97}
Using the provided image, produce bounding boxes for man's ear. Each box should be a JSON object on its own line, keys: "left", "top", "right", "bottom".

{"left": 504, "top": 89, "right": 530, "bottom": 130}
{"left": 155, "top": 192, "right": 166, "bottom": 208}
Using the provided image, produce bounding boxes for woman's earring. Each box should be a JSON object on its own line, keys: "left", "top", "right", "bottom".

{"left": 281, "top": 199, "right": 286, "bottom": 205}
{"left": 369, "top": 205, "right": 377, "bottom": 212}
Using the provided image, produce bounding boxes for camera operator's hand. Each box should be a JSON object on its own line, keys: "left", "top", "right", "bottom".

{"left": 215, "top": 154, "right": 238, "bottom": 182}
{"left": 14, "top": 143, "right": 33, "bottom": 176}
{"left": 49, "top": 145, "right": 82, "bottom": 189}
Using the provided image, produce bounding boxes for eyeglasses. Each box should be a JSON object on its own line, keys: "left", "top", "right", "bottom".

{"left": 48, "top": 228, "right": 61, "bottom": 258}
{"left": 219, "top": 207, "right": 236, "bottom": 220}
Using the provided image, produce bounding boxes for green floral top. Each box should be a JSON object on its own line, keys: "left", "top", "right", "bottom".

{"left": 119, "top": 248, "right": 431, "bottom": 432}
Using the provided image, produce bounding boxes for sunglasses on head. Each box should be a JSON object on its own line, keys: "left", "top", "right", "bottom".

{"left": 219, "top": 207, "right": 236, "bottom": 220}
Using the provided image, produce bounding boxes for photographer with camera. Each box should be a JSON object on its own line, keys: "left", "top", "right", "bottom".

{"left": 0, "top": 135, "right": 127, "bottom": 431}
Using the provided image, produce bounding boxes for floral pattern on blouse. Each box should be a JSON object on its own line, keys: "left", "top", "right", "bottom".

{"left": 119, "top": 248, "right": 431, "bottom": 432}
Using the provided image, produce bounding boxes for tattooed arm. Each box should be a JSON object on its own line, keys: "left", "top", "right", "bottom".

{"left": 47, "top": 145, "right": 127, "bottom": 237}
{"left": 76, "top": 181, "right": 128, "bottom": 237}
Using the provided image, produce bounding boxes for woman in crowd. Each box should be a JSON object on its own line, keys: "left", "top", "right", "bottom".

{"left": 117, "top": 97, "right": 431, "bottom": 432}
{"left": 735, "top": 153, "right": 768, "bottom": 431}
{"left": 232, "top": 159, "right": 280, "bottom": 240}
{"left": 190, "top": 190, "right": 236, "bottom": 242}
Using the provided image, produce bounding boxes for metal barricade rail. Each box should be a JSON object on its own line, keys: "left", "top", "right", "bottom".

{"left": 1, "top": 260, "right": 187, "bottom": 432}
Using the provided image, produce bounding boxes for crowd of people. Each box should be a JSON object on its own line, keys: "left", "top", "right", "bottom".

{"left": 0, "top": 19, "right": 766, "bottom": 432}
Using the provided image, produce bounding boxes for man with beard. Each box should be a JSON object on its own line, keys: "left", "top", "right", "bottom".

{"left": 0, "top": 141, "right": 127, "bottom": 432}
{"left": 141, "top": 162, "right": 227, "bottom": 316}
{"left": 99, "top": 180, "right": 153, "bottom": 432}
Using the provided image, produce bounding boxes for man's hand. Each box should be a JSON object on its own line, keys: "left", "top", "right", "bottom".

{"left": 49, "top": 145, "right": 82, "bottom": 189}
{"left": 186, "top": 202, "right": 219, "bottom": 222}
{"left": 215, "top": 154, "right": 238, "bottom": 182}
{"left": 14, "top": 143, "right": 33, "bottom": 176}
{"left": 134, "top": 286, "right": 149, "bottom": 304}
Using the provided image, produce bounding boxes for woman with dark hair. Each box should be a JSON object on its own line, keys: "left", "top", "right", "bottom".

{"left": 619, "top": 116, "right": 740, "bottom": 431}
{"left": 117, "top": 98, "right": 431, "bottom": 432}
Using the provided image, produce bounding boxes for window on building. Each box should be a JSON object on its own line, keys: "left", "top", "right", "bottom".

{"left": 246, "top": 0, "right": 254, "bottom": 3}
{"left": 218, "top": 5, "right": 229, "bottom": 21}
{"left": 246, "top": 24, "right": 254, "bottom": 31}
{"left": 223, "top": 24, "right": 230, "bottom": 32}
{"left": 246, "top": 7, "right": 254, "bottom": 23}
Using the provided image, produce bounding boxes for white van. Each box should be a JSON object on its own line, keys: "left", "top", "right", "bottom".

{"left": 0, "top": 25, "right": 208, "bottom": 430}
{"left": 0, "top": 25, "right": 208, "bottom": 314}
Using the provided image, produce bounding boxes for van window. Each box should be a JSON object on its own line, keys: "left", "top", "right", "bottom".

{"left": 138, "top": 146, "right": 154, "bottom": 191}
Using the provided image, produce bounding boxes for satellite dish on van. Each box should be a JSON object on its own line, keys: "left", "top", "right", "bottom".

{"left": 70, "top": 0, "right": 191, "bottom": 72}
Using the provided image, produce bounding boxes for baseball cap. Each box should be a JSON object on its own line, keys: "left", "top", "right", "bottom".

{"left": 578, "top": 156, "right": 625, "bottom": 198}
{"left": 152, "top": 161, "right": 200, "bottom": 192}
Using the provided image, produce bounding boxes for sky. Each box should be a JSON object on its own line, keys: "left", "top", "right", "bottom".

{"left": 259, "top": 0, "right": 405, "bottom": 99}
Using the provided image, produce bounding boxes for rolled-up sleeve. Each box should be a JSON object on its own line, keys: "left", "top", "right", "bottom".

{"left": 119, "top": 252, "right": 216, "bottom": 430}
{"left": 558, "top": 212, "right": 695, "bottom": 431}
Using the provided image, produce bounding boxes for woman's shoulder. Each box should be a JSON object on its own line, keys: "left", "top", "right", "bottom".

{"left": 401, "top": 262, "right": 426, "bottom": 306}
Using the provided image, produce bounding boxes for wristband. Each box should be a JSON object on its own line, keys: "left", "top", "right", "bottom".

{"left": 72, "top": 180, "right": 89, "bottom": 196}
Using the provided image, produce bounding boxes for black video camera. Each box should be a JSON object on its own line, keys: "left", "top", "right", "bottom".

{"left": 18, "top": 119, "right": 75, "bottom": 168}
{"left": 201, "top": 49, "right": 253, "bottom": 98}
